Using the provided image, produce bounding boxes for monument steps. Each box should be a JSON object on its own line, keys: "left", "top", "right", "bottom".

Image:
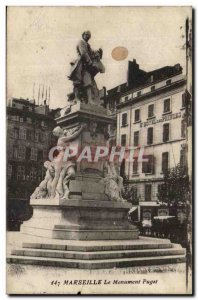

{"left": 7, "top": 254, "right": 186, "bottom": 269}
{"left": 11, "top": 246, "right": 185, "bottom": 260}
{"left": 22, "top": 240, "right": 174, "bottom": 252}
{"left": 8, "top": 238, "right": 186, "bottom": 268}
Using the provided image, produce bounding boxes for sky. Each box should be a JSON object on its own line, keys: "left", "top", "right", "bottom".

{"left": 7, "top": 6, "right": 191, "bottom": 109}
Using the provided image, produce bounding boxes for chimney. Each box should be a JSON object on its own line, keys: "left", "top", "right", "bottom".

{"left": 127, "top": 59, "right": 147, "bottom": 88}
{"left": 127, "top": 59, "right": 140, "bottom": 87}
{"left": 174, "top": 63, "right": 182, "bottom": 73}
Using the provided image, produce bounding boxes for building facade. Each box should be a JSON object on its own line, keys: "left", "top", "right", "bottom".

{"left": 106, "top": 60, "right": 187, "bottom": 221}
{"left": 7, "top": 98, "right": 57, "bottom": 230}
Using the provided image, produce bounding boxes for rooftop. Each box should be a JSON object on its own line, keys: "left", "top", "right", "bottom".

{"left": 107, "top": 60, "right": 183, "bottom": 97}
{"left": 7, "top": 97, "right": 59, "bottom": 119}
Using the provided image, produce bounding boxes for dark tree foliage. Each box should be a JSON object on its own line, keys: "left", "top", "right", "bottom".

{"left": 157, "top": 163, "right": 190, "bottom": 215}
{"left": 122, "top": 175, "right": 140, "bottom": 205}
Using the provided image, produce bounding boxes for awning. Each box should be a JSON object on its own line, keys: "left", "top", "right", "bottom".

{"left": 153, "top": 216, "right": 175, "bottom": 220}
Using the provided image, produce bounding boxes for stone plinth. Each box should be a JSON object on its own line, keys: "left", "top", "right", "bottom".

{"left": 56, "top": 102, "right": 116, "bottom": 176}
{"left": 20, "top": 198, "right": 139, "bottom": 240}
{"left": 56, "top": 101, "right": 116, "bottom": 127}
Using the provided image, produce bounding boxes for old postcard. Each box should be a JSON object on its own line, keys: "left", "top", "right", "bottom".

{"left": 6, "top": 6, "right": 193, "bottom": 295}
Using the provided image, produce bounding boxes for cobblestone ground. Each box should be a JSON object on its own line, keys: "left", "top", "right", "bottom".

{"left": 7, "top": 261, "right": 186, "bottom": 275}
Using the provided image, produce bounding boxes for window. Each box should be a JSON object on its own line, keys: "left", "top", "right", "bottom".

{"left": 27, "top": 117, "right": 32, "bottom": 124}
{"left": 19, "top": 128, "right": 26, "bottom": 140}
{"left": 151, "top": 86, "right": 155, "bottom": 91}
{"left": 23, "top": 106, "right": 29, "bottom": 111}
{"left": 19, "top": 117, "right": 23, "bottom": 123}
{"left": 163, "top": 123, "right": 170, "bottom": 142}
{"left": 125, "top": 96, "right": 128, "bottom": 102}
{"left": 109, "top": 99, "right": 112, "bottom": 110}
{"left": 40, "top": 132, "right": 45, "bottom": 143}
{"left": 133, "top": 185, "right": 138, "bottom": 200}
{"left": 9, "top": 128, "right": 14, "bottom": 138}
{"left": 134, "top": 109, "right": 140, "bottom": 122}
{"left": 8, "top": 147, "right": 13, "bottom": 159}
{"left": 18, "top": 146, "right": 26, "bottom": 159}
{"left": 145, "top": 184, "right": 152, "bottom": 201}
{"left": 29, "top": 167, "right": 37, "bottom": 181}
{"left": 8, "top": 164, "right": 12, "bottom": 179}
{"left": 17, "top": 166, "right": 25, "bottom": 180}
{"left": 43, "top": 150, "right": 47, "bottom": 161}
{"left": 150, "top": 75, "right": 154, "bottom": 82}
{"left": 26, "top": 147, "right": 31, "bottom": 160}
{"left": 163, "top": 98, "right": 171, "bottom": 113}
{"left": 108, "top": 99, "right": 112, "bottom": 110}
{"left": 30, "top": 148, "right": 37, "bottom": 161}
{"left": 166, "top": 79, "right": 171, "bottom": 85}
{"left": 162, "top": 152, "right": 169, "bottom": 173}
{"left": 27, "top": 129, "right": 33, "bottom": 141}
{"left": 181, "top": 119, "right": 186, "bottom": 138}
{"left": 13, "top": 127, "right": 19, "bottom": 139}
{"left": 142, "top": 155, "right": 154, "bottom": 174}
{"left": 38, "top": 150, "right": 44, "bottom": 161}
{"left": 121, "top": 134, "right": 126, "bottom": 146}
{"left": 11, "top": 115, "right": 19, "bottom": 122}
{"left": 37, "top": 169, "right": 42, "bottom": 182}
{"left": 182, "top": 93, "right": 186, "bottom": 108}
{"left": 35, "top": 131, "right": 39, "bottom": 142}
{"left": 120, "top": 159, "right": 125, "bottom": 178}
{"left": 158, "top": 183, "right": 165, "bottom": 198}
{"left": 148, "top": 104, "right": 154, "bottom": 118}
{"left": 13, "top": 146, "right": 18, "bottom": 159}
{"left": 133, "top": 158, "right": 138, "bottom": 174}
{"left": 158, "top": 183, "right": 163, "bottom": 193}
{"left": 41, "top": 121, "right": 47, "bottom": 127}
{"left": 137, "top": 91, "right": 141, "bottom": 97}
{"left": 134, "top": 131, "right": 139, "bottom": 147}
{"left": 45, "top": 133, "right": 48, "bottom": 143}
{"left": 121, "top": 113, "right": 128, "bottom": 126}
{"left": 147, "top": 127, "right": 153, "bottom": 145}
{"left": 180, "top": 149, "right": 186, "bottom": 167}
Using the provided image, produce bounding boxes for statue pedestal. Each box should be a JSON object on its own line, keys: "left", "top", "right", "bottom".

{"left": 20, "top": 198, "right": 139, "bottom": 240}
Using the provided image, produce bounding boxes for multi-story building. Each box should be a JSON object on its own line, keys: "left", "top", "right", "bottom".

{"left": 105, "top": 60, "right": 187, "bottom": 221}
{"left": 7, "top": 98, "right": 57, "bottom": 230}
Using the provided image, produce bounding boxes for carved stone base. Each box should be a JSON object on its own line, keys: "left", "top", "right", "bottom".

{"left": 20, "top": 198, "right": 139, "bottom": 240}
{"left": 68, "top": 176, "right": 109, "bottom": 201}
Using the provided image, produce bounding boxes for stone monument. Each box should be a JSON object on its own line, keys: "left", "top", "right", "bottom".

{"left": 8, "top": 31, "right": 185, "bottom": 268}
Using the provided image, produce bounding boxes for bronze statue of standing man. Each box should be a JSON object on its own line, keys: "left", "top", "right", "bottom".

{"left": 68, "top": 31, "right": 105, "bottom": 104}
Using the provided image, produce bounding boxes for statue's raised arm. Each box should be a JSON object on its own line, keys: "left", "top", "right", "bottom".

{"left": 53, "top": 124, "right": 86, "bottom": 148}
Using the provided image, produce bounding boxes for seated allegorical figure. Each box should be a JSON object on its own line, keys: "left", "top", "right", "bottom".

{"left": 31, "top": 125, "right": 85, "bottom": 200}
{"left": 103, "top": 161, "right": 125, "bottom": 202}
{"left": 31, "top": 161, "right": 55, "bottom": 199}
